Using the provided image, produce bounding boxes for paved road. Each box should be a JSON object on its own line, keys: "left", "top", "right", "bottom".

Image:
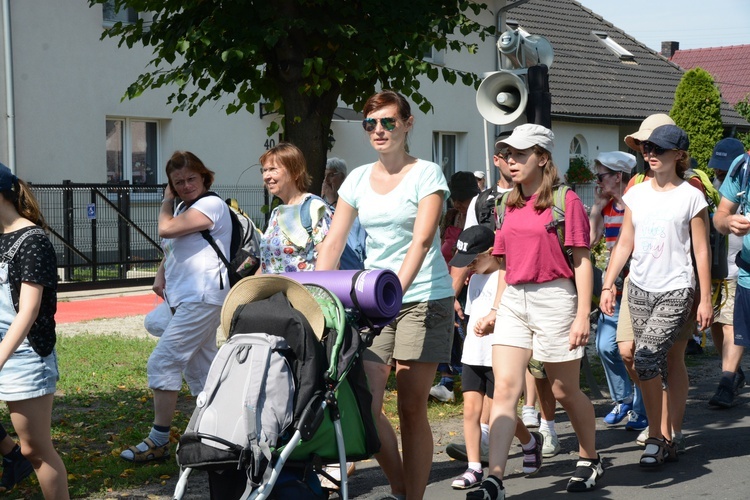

{"left": 62, "top": 289, "right": 749, "bottom": 500}
{"left": 342, "top": 354, "right": 750, "bottom": 500}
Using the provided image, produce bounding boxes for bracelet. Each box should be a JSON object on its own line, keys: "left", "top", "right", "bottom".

{"left": 602, "top": 286, "right": 616, "bottom": 294}
{"left": 490, "top": 306, "right": 499, "bottom": 311}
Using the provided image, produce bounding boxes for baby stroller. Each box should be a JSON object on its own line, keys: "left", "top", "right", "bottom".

{"left": 173, "top": 275, "right": 381, "bottom": 499}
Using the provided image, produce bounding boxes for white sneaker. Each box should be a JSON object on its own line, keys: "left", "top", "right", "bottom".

{"left": 429, "top": 383, "right": 455, "bottom": 403}
{"left": 521, "top": 406, "right": 540, "bottom": 428}
{"left": 636, "top": 426, "right": 649, "bottom": 446}
{"left": 539, "top": 429, "right": 560, "bottom": 458}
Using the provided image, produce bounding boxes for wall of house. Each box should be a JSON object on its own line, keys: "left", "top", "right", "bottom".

{"left": 0, "top": 0, "right": 506, "bottom": 190}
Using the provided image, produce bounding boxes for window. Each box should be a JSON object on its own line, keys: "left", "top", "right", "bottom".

{"left": 592, "top": 31, "right": 635, "bottom": 62}
{"left": 102, "top": 1, "right": 137, "bottom": 24}
{"left": 423, "top": 46, "right": 445, "bottom": 66}
{"left": 106, "top": 119, "right": 159, "bottom": 185}
{"left": 433, "top": 132, "right": 457, "bottom": 179}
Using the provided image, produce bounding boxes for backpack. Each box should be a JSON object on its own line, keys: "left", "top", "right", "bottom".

{"left": 474, "top": 186, "right": 501, "bottom": 230}
{"left": 177, "top": 291, "right": 325, "bottom": 486}
{"left": 634, "top": 170, "right": 728, "bottom": 281}
{"left": 195, "top": 192, "right": 262, "bottom": 287}
{"left": 300, "top": 195, "right": 366, "bottom": 270}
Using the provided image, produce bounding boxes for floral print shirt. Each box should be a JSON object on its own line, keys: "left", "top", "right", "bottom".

{"left": 260, "top": 195, "right": 332, "bottom": 273}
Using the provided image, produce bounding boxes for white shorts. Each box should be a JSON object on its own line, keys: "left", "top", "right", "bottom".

{"left": 492, "top": 278, "right": 584, "bottom": 363}
{"left": 147, "top": 301, "right": 221, "bottom": 395}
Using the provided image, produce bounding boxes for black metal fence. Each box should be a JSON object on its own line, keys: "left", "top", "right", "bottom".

{"left": 31, "top": 182, "right": 268, "bottom": 291}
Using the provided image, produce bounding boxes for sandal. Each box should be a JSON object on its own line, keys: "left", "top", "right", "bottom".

{"left": 466, "top": 475, "right": 504, "bottom": 500}
{"left": 665, "top": 439, "right": 679, "bottom": 463}
{"left": 639, "top": 437, "right": 666, "bottom": 468}
{"left": 120, "top": 437, "right": 170, "bottom": 463}
{"left": 451, "top": 467, "right": 483, "bottom": 490}
{"left": 522, "top": 431, "right": 544, "bottom": 476}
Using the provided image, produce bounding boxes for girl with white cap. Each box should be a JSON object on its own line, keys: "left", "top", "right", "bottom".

{"left": 472, "top": 123, "right": 602, "bottom": 499}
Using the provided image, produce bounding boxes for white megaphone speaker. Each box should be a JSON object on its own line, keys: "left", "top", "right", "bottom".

{"left": 476, "top": 71, "right": 528, "bottom": 125}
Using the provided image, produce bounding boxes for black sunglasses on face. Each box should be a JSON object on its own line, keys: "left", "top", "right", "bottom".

{"left": 642, "top": 142, "right": 674, "bottom": 156}
{"left": 362, "top": 117, "right": 397, "bottom": 132}
{"left": 596, "top": 172, "right": 616, "bottom": 182}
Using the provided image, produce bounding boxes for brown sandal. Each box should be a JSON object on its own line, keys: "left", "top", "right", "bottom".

{"left": 121, "top": 437, "right": 170, "bottom": 463}
{"left": 639, "top": 437, "right": 666, "bottom": 467}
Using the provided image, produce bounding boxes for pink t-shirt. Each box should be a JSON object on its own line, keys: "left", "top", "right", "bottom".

{"left": 493, "top": 190, "right": 590, "bottom": 285}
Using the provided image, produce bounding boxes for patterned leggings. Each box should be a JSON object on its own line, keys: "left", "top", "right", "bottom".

{"left": 628, "top": 281, "right": 693, "bottom": 386}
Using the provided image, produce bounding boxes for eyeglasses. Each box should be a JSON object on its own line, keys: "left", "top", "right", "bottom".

{"left": 362, "top": 117, "right": 397, "bottom": 132}
{"left": 595, "top": 172, "right": 616, "bottom": 182}
{"left": 642, "top": 142, "right": 675, "bottom": 156}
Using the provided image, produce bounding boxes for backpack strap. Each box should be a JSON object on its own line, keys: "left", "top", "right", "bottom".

{"left": 299, "top": 194, "right": 327, "bottom": 262}
{"left": 189, "top": 191, "right": 231, "bottom": 289}
{"left": 494, "top": 190, "right": 510, "bottom": 232}
{"left": 729, "top": 153, "right": 750, "bottom": 214}
{"left": 548, "top": 185, "right": 574, "bottom": 270}
{"left": 1, "top": 227, "right": 46, "bottom": 263}
{"left": 243, "top": 341, "right": 274, "bottom": 487}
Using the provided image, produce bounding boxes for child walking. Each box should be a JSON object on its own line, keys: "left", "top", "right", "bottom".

{"left": 448, "top": 225, "right": 543, "bottom": 490}
{"left": 471, "top": 124, "right": 602, "bottom": 499}
{"left": 601, "top": 124, "right": 712, "bottom": 467}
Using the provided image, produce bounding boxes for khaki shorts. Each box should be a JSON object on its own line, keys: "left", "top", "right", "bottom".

{"left": 364, "top": 297, "right": 454, "bottom": 366}
{"left": 715, "top": 279, "right": 736, "bottom": 325}
{"left": 492, "top": 278, "right": 584, "bottom": 363}
{"left": 616, "top": 277, "right": 695, "bottom": 343}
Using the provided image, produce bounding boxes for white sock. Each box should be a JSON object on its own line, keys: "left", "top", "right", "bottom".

{"left": 521, "top": 434, "right": 536, "bottom": 451}
{"left": 119, "top": 427, "right": 169, "bottom": 460}
{"left": 469, "top": 461, "right": 483, "bottom": 472}
{"left": 480, "top": 423, "right": 490, "bottom": 446}
{"left": 539, "top": 419, "right": 557, "bottom": 437}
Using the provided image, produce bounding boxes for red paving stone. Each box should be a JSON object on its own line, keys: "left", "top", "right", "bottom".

{"left": 56, "top": 294, "right": 161, "bottom": 324}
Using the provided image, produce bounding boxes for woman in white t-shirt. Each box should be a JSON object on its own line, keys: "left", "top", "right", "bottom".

{"left": 121, "top": 151, "right": 232, "bottom": 464}
{"left": 601, "top": 125, "right": 712, "bottom": 468}
{"left": 316, "top": 90, "right": 454, "bottom": 500}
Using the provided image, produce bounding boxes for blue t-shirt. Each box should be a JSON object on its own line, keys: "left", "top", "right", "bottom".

{"left": 720, "top": 154, "right": 750, "bottom": 289}
{"left": 338, "top": 159, "right": 453, "bottom": 303}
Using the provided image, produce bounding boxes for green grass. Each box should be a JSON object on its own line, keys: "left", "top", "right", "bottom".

{"left": 0, "top": 334, "right": 192, "bottom": 499}
{"left": 0, "top": 335, "right": 467, "bottom": 498}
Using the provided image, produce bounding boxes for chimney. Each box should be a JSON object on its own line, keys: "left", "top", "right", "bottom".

{"left": 661, "top": 41, "right": 680, "bottom": 59}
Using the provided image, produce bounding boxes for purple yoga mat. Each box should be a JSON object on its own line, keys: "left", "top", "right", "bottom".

{"left": 280, "top": 269, "right": 402, "bottom": 328}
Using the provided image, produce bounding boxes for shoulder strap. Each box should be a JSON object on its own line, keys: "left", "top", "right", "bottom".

{"left": 634, "top": 172, "right": 645, "bottom": 184}
{"left": 1, "top": 227, "right": 46, "bottom": 263}
{"left": 474, "top": 188, "right": 492, "bottom": 224}
{"left": 195, "top": 192, "right": 230, "bottom": 288}
{"left": 729, "top": 153, "right": 750, "bottom": 209}
{"left": 549, "top": 185, "right": 574, "bottom": 270}
{"left": 299, "top": 194, "right": 326, "bottom": 236}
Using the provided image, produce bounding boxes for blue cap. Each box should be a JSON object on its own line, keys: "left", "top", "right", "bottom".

{"left": 647, "top": 124, "right": 689, "bottom": 151}
{"left": 0, "top": 163, "right": 17, "bottom": 192}
{"left": 709, "top": 138, "right": 746, "bottom": 172}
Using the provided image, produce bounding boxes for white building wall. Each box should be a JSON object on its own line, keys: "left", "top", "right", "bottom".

{"left": 0, "top": 1, "right": 618, "bottom": 188}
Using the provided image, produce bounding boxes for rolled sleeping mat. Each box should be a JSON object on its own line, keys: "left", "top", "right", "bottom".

{"left": 280, "top": 269, "right": 402, "bottom": 328}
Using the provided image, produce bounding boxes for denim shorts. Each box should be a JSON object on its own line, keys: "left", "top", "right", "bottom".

{"left": 0, "top": 337, "right": 59, "bottom": 401}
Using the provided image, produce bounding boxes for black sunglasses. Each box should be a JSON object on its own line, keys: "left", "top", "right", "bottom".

{"left": 595, "top": 172, "right": 616, "bottom": 182}
{"left": 642, "top": 142, "right": 674, "bottom": 156}
{"left": 362, "top": 117, "right": 397, "bottom": 132}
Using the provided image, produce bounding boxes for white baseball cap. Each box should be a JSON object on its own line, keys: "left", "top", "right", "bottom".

{"left": 595, "top": 151, "right": 636, "bottom": 173}
{"left": 496, "top": 124, "right": 555, "bottom": 152}
{"left": 473, "top": 170, "right": 486, "bottom": 179}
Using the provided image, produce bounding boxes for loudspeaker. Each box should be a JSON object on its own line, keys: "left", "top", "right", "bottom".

{"left": 476, "top": 71, "right": 528, "bottom": 125}
{"left": 498, "top": 29, "right": 554, "bottom": 69}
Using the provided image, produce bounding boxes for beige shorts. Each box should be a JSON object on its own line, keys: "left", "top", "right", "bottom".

{"left": 715, "top": 279, "right": 737, "bottom": 325}
{"left": 364, "top": 297, "right": 454, "bottom": 366}
{"left": 492, "top": 278, "right": 584, "bottom": 363}
{"left": 616, "top": 277, "right": 695, "bottom": 343}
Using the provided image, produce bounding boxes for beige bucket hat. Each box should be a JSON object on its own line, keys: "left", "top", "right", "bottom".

{"left": 220, "top": 275, "right": 325, "bottom": 339}
{"left": 624, "top": 113, "right": 675, "bottom": 150}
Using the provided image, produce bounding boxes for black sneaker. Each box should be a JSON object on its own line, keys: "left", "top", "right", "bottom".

{"left": 734, "top": 367, "right": 746, "bottom": 395}
{"left": 566, "top": 454, "right": 604, "bottom": 492}
{"left": 709, "top": 382, "right": 735, "bottom": 408}
{"left": 685, "top": 338, "right": 703, "bottom": 356}
{"left": 0, "top": 445, "right": 34, "bottom": 492}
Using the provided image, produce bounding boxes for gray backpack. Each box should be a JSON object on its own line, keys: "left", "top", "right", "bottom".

{"left": 181, "top": 332, "right": 295, "bottom": 486}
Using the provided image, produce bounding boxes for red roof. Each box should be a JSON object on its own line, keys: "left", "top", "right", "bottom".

{"left": 670, "top": 45, "right": 750, "bottom": 106}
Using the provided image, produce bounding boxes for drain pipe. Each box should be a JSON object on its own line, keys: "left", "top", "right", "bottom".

{"left": 2, "top": 0, "right": 15, "bottom": 172}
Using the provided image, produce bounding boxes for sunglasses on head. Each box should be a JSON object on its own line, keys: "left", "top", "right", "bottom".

{"left": 595, "top": 172, "right": 616, "bottom": 182}
{"left": 642, "top": 142, "right": 674, "bottom": 156}
{"left": 362, "top": 117, "right": 397, "bottom": 132}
